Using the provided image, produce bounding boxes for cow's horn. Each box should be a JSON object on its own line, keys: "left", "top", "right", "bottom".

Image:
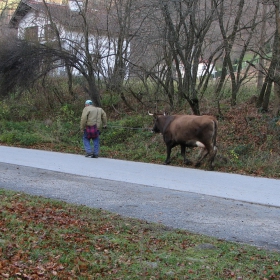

{"left": 148, "top": 111, "right": 154, "bottom": 116}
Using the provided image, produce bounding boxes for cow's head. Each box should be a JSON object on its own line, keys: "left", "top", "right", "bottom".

{"left": 148, "top": 111, "right": 163, "bottom": 133}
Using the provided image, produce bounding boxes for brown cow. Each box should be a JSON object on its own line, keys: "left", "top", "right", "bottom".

{"left": 150, "top": 113, "right": 218, "bottom": 170}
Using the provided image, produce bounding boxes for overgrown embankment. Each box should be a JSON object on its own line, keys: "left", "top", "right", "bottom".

{"left": 0, "top": 97, "right": 280, "bottom": 178}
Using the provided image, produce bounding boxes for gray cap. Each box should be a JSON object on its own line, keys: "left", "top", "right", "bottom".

{"left": 85, "top": 100, "right": 93, "bottom": 105}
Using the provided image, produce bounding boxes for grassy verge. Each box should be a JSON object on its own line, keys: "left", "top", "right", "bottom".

{"left": 0, "top": 189, "right": 279, "bottom": 279}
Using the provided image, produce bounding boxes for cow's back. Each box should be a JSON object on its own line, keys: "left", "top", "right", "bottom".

{"left": 169, "top": 115, "right": 216, "bottom": 142}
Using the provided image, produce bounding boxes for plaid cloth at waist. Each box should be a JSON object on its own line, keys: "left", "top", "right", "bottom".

{"left": 86, "top": 125, "right": 99, "bottom": 139}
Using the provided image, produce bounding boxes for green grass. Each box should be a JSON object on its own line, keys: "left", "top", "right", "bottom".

{"left": 1, "top": 189, "right": 279, "bottom": 279}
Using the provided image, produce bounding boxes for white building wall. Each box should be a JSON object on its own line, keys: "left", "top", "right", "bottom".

{"left": 197, "top": 63, "right": 217, "bottom": 78}
{"left": 16, "top": 9, "right": 129, "bottom": 79}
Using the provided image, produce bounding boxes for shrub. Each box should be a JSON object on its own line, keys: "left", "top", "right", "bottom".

{"left": 233, "top": 144, "right": 252, "bottom": 156}
{"left": 102, "top": 116, "right": 152, "bottom": 147}
{"left": 0, "top": 131, "right": 42, "bottom": 146}
{"left": 20, "top": 133, "right": 42, "bottom": 146}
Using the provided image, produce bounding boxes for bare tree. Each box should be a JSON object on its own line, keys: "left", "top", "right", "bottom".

{"left": 42, "top": 0, "right": 75, "bottom": 99}
{"left": 157, "top": 0, "right": 217, "bottom": 115}
{"left": 257, "top": 3, "right": 268, "bottom": 92}
{"left": 214, "top": 0, "right": 263, "bottom": 107}
{"left": 256, "top": 27, "right": 277, "bottom": 111}
{"left": 0, "top": 39, "right": 76, "bottom": 98}
{"left": 65, "top": 0, "right": 102, "bottom": 106}
{"left": 256, "top": 0, "right": 280, "bottom": 115}
{"left": 96, "top": 0, "right": 134, "bottom": 109}
{"left": 5, "top": 0, "right": 132, "bottom": 107}
{"left": 273, "top": 1, "right": 280, "bottom": 116}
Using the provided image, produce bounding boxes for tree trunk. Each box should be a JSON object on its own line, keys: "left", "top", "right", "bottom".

{"left": 42, "top": 0, "right": 74, "bottom": 98}
{"left": 257, "top": 4, "right": 267, "bottom": 92}
{"left": 273, "top": 83, "right": 280, "bottom": 116}
{"left": 87, "top": 77, "right": 101, "bottom": 107}
{"left": 274, "top": 4, "right": 280, "bottom": 116}
{"left": 262, "top": 80, "right": 273, "bottom": 111}
{"left": 257, "top": 17, "right": 278, "bottom": 109}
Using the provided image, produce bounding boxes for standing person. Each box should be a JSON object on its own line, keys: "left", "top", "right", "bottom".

{"left": 80, "top": 100, "right": 107, "bottom": 158}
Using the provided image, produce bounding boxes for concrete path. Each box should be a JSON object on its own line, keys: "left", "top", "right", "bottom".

{"left": 0, "top": 145, "right": 280, "bottom": 207}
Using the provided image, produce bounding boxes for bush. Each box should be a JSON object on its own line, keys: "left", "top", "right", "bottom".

{"left": 0, "top": 131, "right": 42, "bottom": 146}
{"left": 102, "top": 116, "right": 152, "bottom": 147}
{"left": 233, "top": 144, "right": 252, "bottom": 156}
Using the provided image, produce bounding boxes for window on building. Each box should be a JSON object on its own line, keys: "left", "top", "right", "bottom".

{"left": 44, "top": 24, "right": 56, "bottom": 41}
{"left": 24, "top": 26, "right": 38, "bottom": 41}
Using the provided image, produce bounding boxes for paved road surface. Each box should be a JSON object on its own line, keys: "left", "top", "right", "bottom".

{"left": 0, "top": 146, "right": 280, "bottom": 251}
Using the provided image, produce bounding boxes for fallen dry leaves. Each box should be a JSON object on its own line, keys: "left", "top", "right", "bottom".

{"left": 1, "top": 191, "right": 280, "bottom": 280}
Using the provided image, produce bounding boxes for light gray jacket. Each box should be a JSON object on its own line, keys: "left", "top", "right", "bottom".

{"left": 80, "top": 105, "right": 107, "bottom": 130}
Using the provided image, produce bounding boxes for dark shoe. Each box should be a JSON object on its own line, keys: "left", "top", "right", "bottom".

{"left": 91, "top": 154, "right": 98, "bottom": 158}
{"left": 85, "top": 153, "right": 93, "bottom": 157}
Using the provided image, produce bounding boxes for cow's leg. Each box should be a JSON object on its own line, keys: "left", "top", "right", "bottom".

{"left": 164, "top": 145, "right": 172, "bottom": 165}
{"left": 195, "top": 145, "right": 217, "bottom": 170}
{"left": 208, "top": 146, "right": 218, "bottom": 170}
{"left": 194, "top": 141, "right": 208, "bottom": 167}
{"left": 195, "top": 148, "right": 209, "bottom": 167}
{"left": 181, "top": 145, "right": 192, "bottom": 165}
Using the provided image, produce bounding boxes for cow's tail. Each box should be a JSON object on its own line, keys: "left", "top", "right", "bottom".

{"left": 212, "top": 119, "right": 218, "bottom": 150}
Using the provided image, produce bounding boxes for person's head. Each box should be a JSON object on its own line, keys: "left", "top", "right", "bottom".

{"left": 85, "top": 100, "right": 93, "bottom": 106}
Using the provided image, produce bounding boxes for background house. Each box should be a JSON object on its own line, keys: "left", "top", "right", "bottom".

{"left": 9, "top": 0, "right": 130, "bottom": 79}
{"left": 197, "top": 61, "right": 217, "bottom": 78}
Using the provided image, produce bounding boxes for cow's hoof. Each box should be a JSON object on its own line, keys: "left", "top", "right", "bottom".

{"left": 164, "top": 161, "right": 171, "bottom": 165}
{"left": 208, "top": 165, "right": 215, "bottom": 171}
{"left": 206, "top": 167, "right": 214, "bottom": 171}
{"left": 194, "top": 162, "right": 201, "bottom": 167}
